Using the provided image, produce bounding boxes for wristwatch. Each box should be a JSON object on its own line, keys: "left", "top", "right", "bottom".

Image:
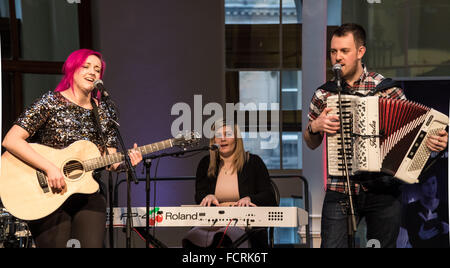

{"left": 308, "top": 123, "right": 320, "bottom": 136}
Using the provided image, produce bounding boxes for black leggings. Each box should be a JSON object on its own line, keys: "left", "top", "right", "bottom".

{"left": 27, "top": 193, "right": 106, "bottom": 248}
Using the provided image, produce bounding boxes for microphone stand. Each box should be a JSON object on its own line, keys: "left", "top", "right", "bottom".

{"left": 108, "top": 171, "right": 114, "bottom": 248}
{"left": 142, "top": 145, "right": 216, "bottom": 248}
{"left": 145, "top": 158, "right": 151, "bottom": 249}
{"left": 142, "top": 158, "right": 168, "bottom": 248}
{"left": 102, "top": 92, "right": 139, "bottom": 249}
{"left": 89, "top": 90, "right": 117, "bottom": 248}
{"left": 336, "top": 79, "right": 357, "bottom": 248}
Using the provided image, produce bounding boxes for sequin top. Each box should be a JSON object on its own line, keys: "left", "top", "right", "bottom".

{"left": 15, "top": 91, "right": 118, "bottom": 152}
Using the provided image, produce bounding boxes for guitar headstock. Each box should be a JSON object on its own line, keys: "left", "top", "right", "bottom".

{"left": 173, "top": 131, "right": 201, "bottom": 148}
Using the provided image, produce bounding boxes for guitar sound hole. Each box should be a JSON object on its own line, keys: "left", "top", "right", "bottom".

{"left": 63, "top": 160, "right": 84, "bottom": 180}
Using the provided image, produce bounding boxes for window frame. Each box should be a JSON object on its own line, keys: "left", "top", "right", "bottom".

{"left": 1, "top": 0, "right": 92, "bottom": 141}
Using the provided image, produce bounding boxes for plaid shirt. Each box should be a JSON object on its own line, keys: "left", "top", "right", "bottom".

{"left": 308, "top": 65, "right": 406, "bottom": 194}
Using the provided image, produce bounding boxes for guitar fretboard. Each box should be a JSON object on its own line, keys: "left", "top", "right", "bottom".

{"left": 83, "top": 139, "right": 173, "bottom": 171}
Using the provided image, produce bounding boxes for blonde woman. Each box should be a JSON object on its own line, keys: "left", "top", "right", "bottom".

{"left": 183, "top": 121, "right": 276, "bottom": 248}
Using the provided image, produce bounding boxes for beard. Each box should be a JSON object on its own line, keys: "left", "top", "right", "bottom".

{"left": 342, "top": 62, "right": 359, "bottom": 82}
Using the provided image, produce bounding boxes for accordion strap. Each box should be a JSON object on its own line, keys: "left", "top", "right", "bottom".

{"left": 318, "top": 78, "right": 400, "bottom": 97}
{"left": 366, "top": 78, "right": 400, "bottom": 96}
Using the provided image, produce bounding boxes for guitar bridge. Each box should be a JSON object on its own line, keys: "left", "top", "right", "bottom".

{"left": 36, "top": 170, "right": 50, "bottom": 193}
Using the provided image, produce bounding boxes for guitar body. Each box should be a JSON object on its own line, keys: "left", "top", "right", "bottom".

{"left": 0, "top": 140, "right": 101, "bottom": 221}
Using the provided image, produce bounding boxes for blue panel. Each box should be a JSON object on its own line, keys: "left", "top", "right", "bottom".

{"left": 273, "top": 197, "right": 304, "bottom": 245}
{"left": 327, "top": 0, "right": 342, "bottom": 26}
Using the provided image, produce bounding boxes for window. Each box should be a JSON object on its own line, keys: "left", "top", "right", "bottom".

{"left": 342, "top": 0, "right": 450, "bottom": 78}
{"left": 225, "top": 0, "right": 302, "bottom": 170}
{"left": 1, "top": 0, "right": 92, "bottom": 143}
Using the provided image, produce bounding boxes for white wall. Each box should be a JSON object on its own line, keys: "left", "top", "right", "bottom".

{"left": 302, "top": 0, "right": 328, "bottom": 247}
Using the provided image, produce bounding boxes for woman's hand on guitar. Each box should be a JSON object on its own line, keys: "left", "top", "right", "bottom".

{"left": 45, "top": 164, "right": 66, "bottom": 194}
{"left": 129, "top": 143, "right": 143, "bottom": 166}
{"left": 111, "top": 143, "right": 143, "bottom": 171}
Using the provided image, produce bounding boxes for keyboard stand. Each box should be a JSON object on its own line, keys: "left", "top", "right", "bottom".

{"left": 230, "top": 228, "right": 266, "bottom": 248}
{"left": 139, "top": 229, "right": 168, "bottom": 248}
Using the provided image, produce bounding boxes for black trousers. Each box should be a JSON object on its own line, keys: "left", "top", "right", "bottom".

{"left": 27, "top": 192, "right": 106, "bottom": 248}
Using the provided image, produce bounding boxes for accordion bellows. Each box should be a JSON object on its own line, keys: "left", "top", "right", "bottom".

{"left": 326, "top": 95, "right": 449, "bottom": 184}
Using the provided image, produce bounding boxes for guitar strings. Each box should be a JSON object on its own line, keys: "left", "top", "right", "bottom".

{"left": 60, "top": 141, "right": 171, "bottom": 171}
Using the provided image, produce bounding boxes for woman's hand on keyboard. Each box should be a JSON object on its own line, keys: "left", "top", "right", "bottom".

{"left": 200, "top": 194, "right": 220, "bottom": 207}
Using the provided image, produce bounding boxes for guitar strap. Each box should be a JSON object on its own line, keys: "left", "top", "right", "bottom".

{"left": 90, "top": 98, "right": 108, "bottom": 155}
{"left": 90, "top": 98, "right": 111, "bottom": 197}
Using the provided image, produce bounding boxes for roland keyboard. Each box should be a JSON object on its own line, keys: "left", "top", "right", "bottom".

{"left": 106, "top": 206, "right": 308, "bottom": 228}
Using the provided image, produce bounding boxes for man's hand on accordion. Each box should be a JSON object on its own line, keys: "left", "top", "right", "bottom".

{"left": 312, "top": 107, "right": 341, "bottom": 134}
{"left": 426, "top": 130, "right": 448, "bottom": 152}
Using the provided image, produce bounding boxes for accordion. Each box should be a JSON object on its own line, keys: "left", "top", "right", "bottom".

{"left": 326, "top": 95, "right": 449, "bottom": 184}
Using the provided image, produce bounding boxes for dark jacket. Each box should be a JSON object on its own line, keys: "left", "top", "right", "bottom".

{"left": 195, "top": 153, "right": 277, "bottom": 206}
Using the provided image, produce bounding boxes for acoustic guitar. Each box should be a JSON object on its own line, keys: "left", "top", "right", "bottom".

{"left": 0, "top": 132, "right": 200, "bottom": 221}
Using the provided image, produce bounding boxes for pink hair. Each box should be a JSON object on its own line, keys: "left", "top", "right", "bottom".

{"left": 54, "top": 49, "right": 106, "bottom": 100}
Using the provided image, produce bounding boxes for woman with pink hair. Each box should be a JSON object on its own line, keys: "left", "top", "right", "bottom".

{"left": 2, "top": 49, "right": 142, "bottom": 248}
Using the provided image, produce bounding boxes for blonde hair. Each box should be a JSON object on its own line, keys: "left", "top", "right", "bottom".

{"left": 207, "top": 121, "right": 246, "bottom": 178}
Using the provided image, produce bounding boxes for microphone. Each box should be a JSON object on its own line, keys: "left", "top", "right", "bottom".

{"left": 332, "top": 64, "right": 343, "bottom": 88}
{"left": 93, "top": 79, "right": 109, "bottom": 97}
{"left": 210, "top": 144, "right": 220, "bottom": 151}
{"left": 199, "top": 144, "right": 220, "bottom": 152}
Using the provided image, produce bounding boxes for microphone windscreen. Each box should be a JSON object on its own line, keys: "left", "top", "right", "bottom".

{"left": 211, "top": 144, "right": 220, "bottom": 150}
{"left": 94, "top": 79, "right": 104, "bottom": 87}
{"left": 332, "top": 64, "right": 342, "bottom": 72}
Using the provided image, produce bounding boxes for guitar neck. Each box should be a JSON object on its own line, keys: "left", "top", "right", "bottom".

{"left": 83, "top": 138, "right": 174, "bottom": 171}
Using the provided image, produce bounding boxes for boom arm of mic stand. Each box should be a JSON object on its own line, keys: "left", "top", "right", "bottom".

{"left": 103, "top": 95, "right": 138, "bottom": 184}
{"left": 142, "top": 146, "right": 215, "bottom": 161}
{"left": 102, "top": 94, "right": 138, "bottom": 249}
